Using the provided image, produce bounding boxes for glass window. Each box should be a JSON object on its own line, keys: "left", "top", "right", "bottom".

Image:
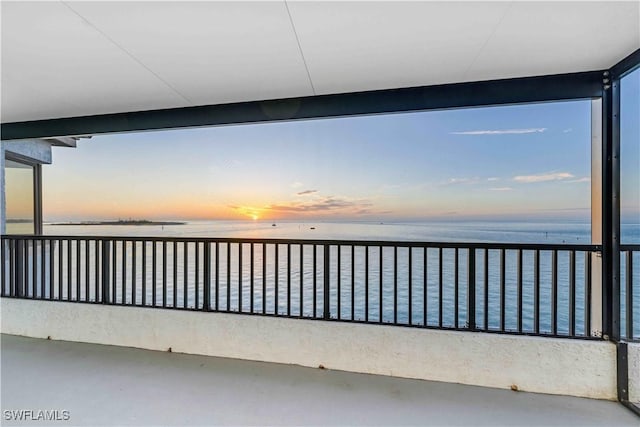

{"left": 620, "top": 67, "right": 640, "bottom": 244}
{"left": 5, "top": 157, "right": 35, "bottom": 234}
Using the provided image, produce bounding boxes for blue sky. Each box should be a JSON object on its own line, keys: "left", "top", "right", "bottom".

{"left": 42, "top": 74, "right": 639, "bottom": 223}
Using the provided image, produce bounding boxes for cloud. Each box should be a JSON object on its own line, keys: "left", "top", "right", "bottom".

{"left": 446, "top": 177, "right": 480, "bottom": 185}
{"left": 451, "top": 128, "right": 546, "bottom": 135}
{"left": 513, "top": 172, "right": 574, "bottom": 183}
{"left": 296, "top": 189, "right": 317, "bottom": 196}
{"left": 487, "top": 177, "right": 499, "bottom": 182}
{"left": 269, "top": 196, "right": 373, "bottom": 213}
{"left": 567, "top": 177, "right": 590, "bottom": 183}
{"left": 489, "top": 187, "right": 513, "bottom": 191}
{"left": 291, "top": 182, "right": 304, "bottom": 189}
{"left": 563, "top": 128, "right": 573, "bottom": 133}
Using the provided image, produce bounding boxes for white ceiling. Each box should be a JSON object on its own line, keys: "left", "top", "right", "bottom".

{"left": 1, "top": 1, "right": 639, "bottom": 123}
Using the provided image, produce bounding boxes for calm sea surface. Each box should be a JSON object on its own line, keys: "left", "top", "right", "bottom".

{"left": 35, "top": 220, "right": 640, "bottom": 337}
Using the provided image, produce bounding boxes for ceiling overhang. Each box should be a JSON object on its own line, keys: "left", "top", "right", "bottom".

{"left": 1, "top": 1, "right": 639, "bottom": 136}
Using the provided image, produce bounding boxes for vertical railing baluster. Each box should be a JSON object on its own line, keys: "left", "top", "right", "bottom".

{"left": 468, "top": 248, "right": 476, "bottom": 330}
{"left": 484, "top": 248, "right": 489, "bottom": 330}
{"left": 152, "top": 241, "right": 157, "bottom": 307}
{"left": 203, "top": 242, "right": 211, "bottom": 311}
{"left": 76, "top": 240, "right": 80, "bottom": 301}
{"left": 84, "top": 240, "right": 89, "bottom": 302}
{"left": 585, "top": 251, "right": 592, "bottom": 336}
{"left": 239, "top": 243, "right": 243, "bottom": 313}
{"left": 517, "top": 249, "right": 523, "bottom": 333}
{"left": 313, "top": 244, "right": 317, "bottom": 317}
{"left": 351, "top": 245, "right": 355, "bottom": 321}
{"left": 534, "top": 249, "right": 540, "bottom": 334}
{"left": 379, "top": 246, "right": 383, "bottom": 322}
{"left": 195, "top": 242, "right": 199, "bottom": 310}
{"left": 162, "top": 241, "right": 167, "bottom": 307}
{"left": 132, "top": 241, "right": 137, "bottom": 305}
{"left": 183, "top": 241, "right": 188, "bottom": 309}
{"left": 32, "top": 239, "right": 37, "bottom": 298}
{"left": 438, "top": 247, "right": 443, "bottom": 327}
{"left": 23, "top": 239, "right": 29, "bottom": 298}
{"left": 226, "top": 243, "right": 231, "bottom": 312}
{"left": 38, "top": 240, "right": 43, "bottom": 299}
{"left": 51, "top": 240, "right": 56, "bottom": 300}
{"left": 569, "top": 251, "right": 576, "bottom": 336}
{"left": 454, "top": 248, "right": 459, "bottom": 329}
{"left": 173, "top": 241, "right": 177, "bottom": 308}
{"left": 142, "top": 241, "right": 147, "bottom": 306}
{"left": 112, "top": 241, "right": 117, "bottom": 304}
{"left": 57, "top": 239, "right": 62, "bottom": 300}
{"left": 500, "top": 249, "right": 506, "bottom": 331}
{"left": 262, "top": 243, "right": 266, "bottom": 314}
{"left": 323, "top": 245, "right": 330, "bottom": 320}
{"left": 251, "top": 243, "right": 254, "bottom": 314}
{"left": 423, "top": 247, "right": 427, "bottom": 326}
{"left": 287, "top": 243, "right": 291, "bottom": 316}
{"left": 101, "top": 240, "right": 111, "bottom": 304}
{"left": 551, "top": 250, "right": 558, "bottom": 335}
{"left": 16, "top": 239, "right": 24, "bottom": 298}
{"left": 10, "top": 240, "right": 16, "bottom": 297}
{"left": 300, "top": 244, "right": 304, "bottom": 317}
{"left": 338, "top": 245, "right": 342, "bottom": 320}
{"left": 626, "top": 251, "right": 634, "bottom": 340}
{"left": 365, "top": 246, "right": 369, "bottom": 322}
{"left": 215, "top": 242, "right": 220, "bottom": 311}
{"left": 394, "top": 246, "right": 398, "bottom": 324}
{"left": 122, "top": 241, "right": 127, "bottom": 305}
{"left": 67, "top": 239, "right": 71, "bottom": 301}
{"left": 0, "top": 239, "right": 5, "bottom": 297}
{"left": 408, "top": 247, "right": 412, "bottom": 325}
{"left": 94, "top": 240, "right": 99, "bottom": 302}
{"left": 275, "top": 243, "right": 279, "bottom": 315}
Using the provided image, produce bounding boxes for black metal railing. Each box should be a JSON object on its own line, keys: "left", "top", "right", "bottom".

{"left": 1, "top": 235, "right": 603, "bottom": 338}
{"left": 621, "top": 245, "right": 639, "bottom": 341}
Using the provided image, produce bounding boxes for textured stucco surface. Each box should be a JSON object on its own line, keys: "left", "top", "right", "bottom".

{"left": 0, "top": 298, "right": 618, "bottom": 400}
{"left": 2, "top": 334, "right": 638, "bottom": 427}
{"left": 629, "top": 342, "right": 640, "bottom": 403}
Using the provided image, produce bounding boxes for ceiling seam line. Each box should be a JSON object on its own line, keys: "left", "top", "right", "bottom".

{"left": 462, "top": 1, "right": 514, "bottom": 80}
{"left": 284, "top": 1, "right": 316, "bottom": 96}
{"left": 60, "top": 1, "right": 192, "bottom": 104}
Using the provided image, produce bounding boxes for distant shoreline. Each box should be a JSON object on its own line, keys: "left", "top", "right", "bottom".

{"left": 49, "top": 220, "right": 185, "bottom": 226}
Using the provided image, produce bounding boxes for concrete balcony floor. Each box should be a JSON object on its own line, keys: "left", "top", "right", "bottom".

{"left": 1, "top": 334, "right": 637, "bottom": 426}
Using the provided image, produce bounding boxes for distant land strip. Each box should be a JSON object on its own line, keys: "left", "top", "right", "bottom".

{"left": 49, "top": 220, "right": 185, "bottom": 226}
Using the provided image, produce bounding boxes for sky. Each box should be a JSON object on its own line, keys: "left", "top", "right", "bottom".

{"left": 40, "top": 71, "right": 639, "bottom": 223}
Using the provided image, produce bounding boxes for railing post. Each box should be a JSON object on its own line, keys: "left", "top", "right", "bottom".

{"left": 323, "top": 244, "right": 330, "bottom": 320}
{"left": 203, "top": 242, "right": 211, "bottom": 311}
{"left": 15, "top": 239, "right": 24, "bottom": 298}
{"left": 101, "top": 240, "right": 110, "bottom": 304}
{"left": 467, "top": 248, "right": 476, "bottom": 331}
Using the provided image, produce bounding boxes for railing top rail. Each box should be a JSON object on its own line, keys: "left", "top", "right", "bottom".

{"left": 621, "top": 244, "right": 640, "bottom": 251}
{"left": 0, "top": 234, "right": 602, "bottom": 251}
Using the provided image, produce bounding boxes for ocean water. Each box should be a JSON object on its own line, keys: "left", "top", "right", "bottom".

{"left": 10, "top": 220, "right": 638, "bottom": 338}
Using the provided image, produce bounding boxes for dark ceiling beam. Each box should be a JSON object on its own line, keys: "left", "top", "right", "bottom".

{"left": 609, "top": 48, "right": 640, "bottom": 80}
{"left": 1, "top": 70, "right": 604, "bottom": 140}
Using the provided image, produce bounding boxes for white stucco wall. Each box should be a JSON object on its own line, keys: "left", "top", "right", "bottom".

{"left": 629, "top": 342, "right": 640, "bottom": 402}
{"left": 0, "top": 298, "right": 618, "bottom": 400}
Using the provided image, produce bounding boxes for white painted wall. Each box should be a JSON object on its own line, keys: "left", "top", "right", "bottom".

{"left": 629, "top": 342, "right": 640, "bottom": 403}
{"left": 0, "top": 298, "right": 617, "bottom": 400}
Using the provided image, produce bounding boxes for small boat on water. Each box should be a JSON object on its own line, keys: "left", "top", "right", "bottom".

{"left": 310, "top": 227, "right": 315, "bottom": 230}
{"left": 272, "top": 223, "right": 276, "bottom": 227}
